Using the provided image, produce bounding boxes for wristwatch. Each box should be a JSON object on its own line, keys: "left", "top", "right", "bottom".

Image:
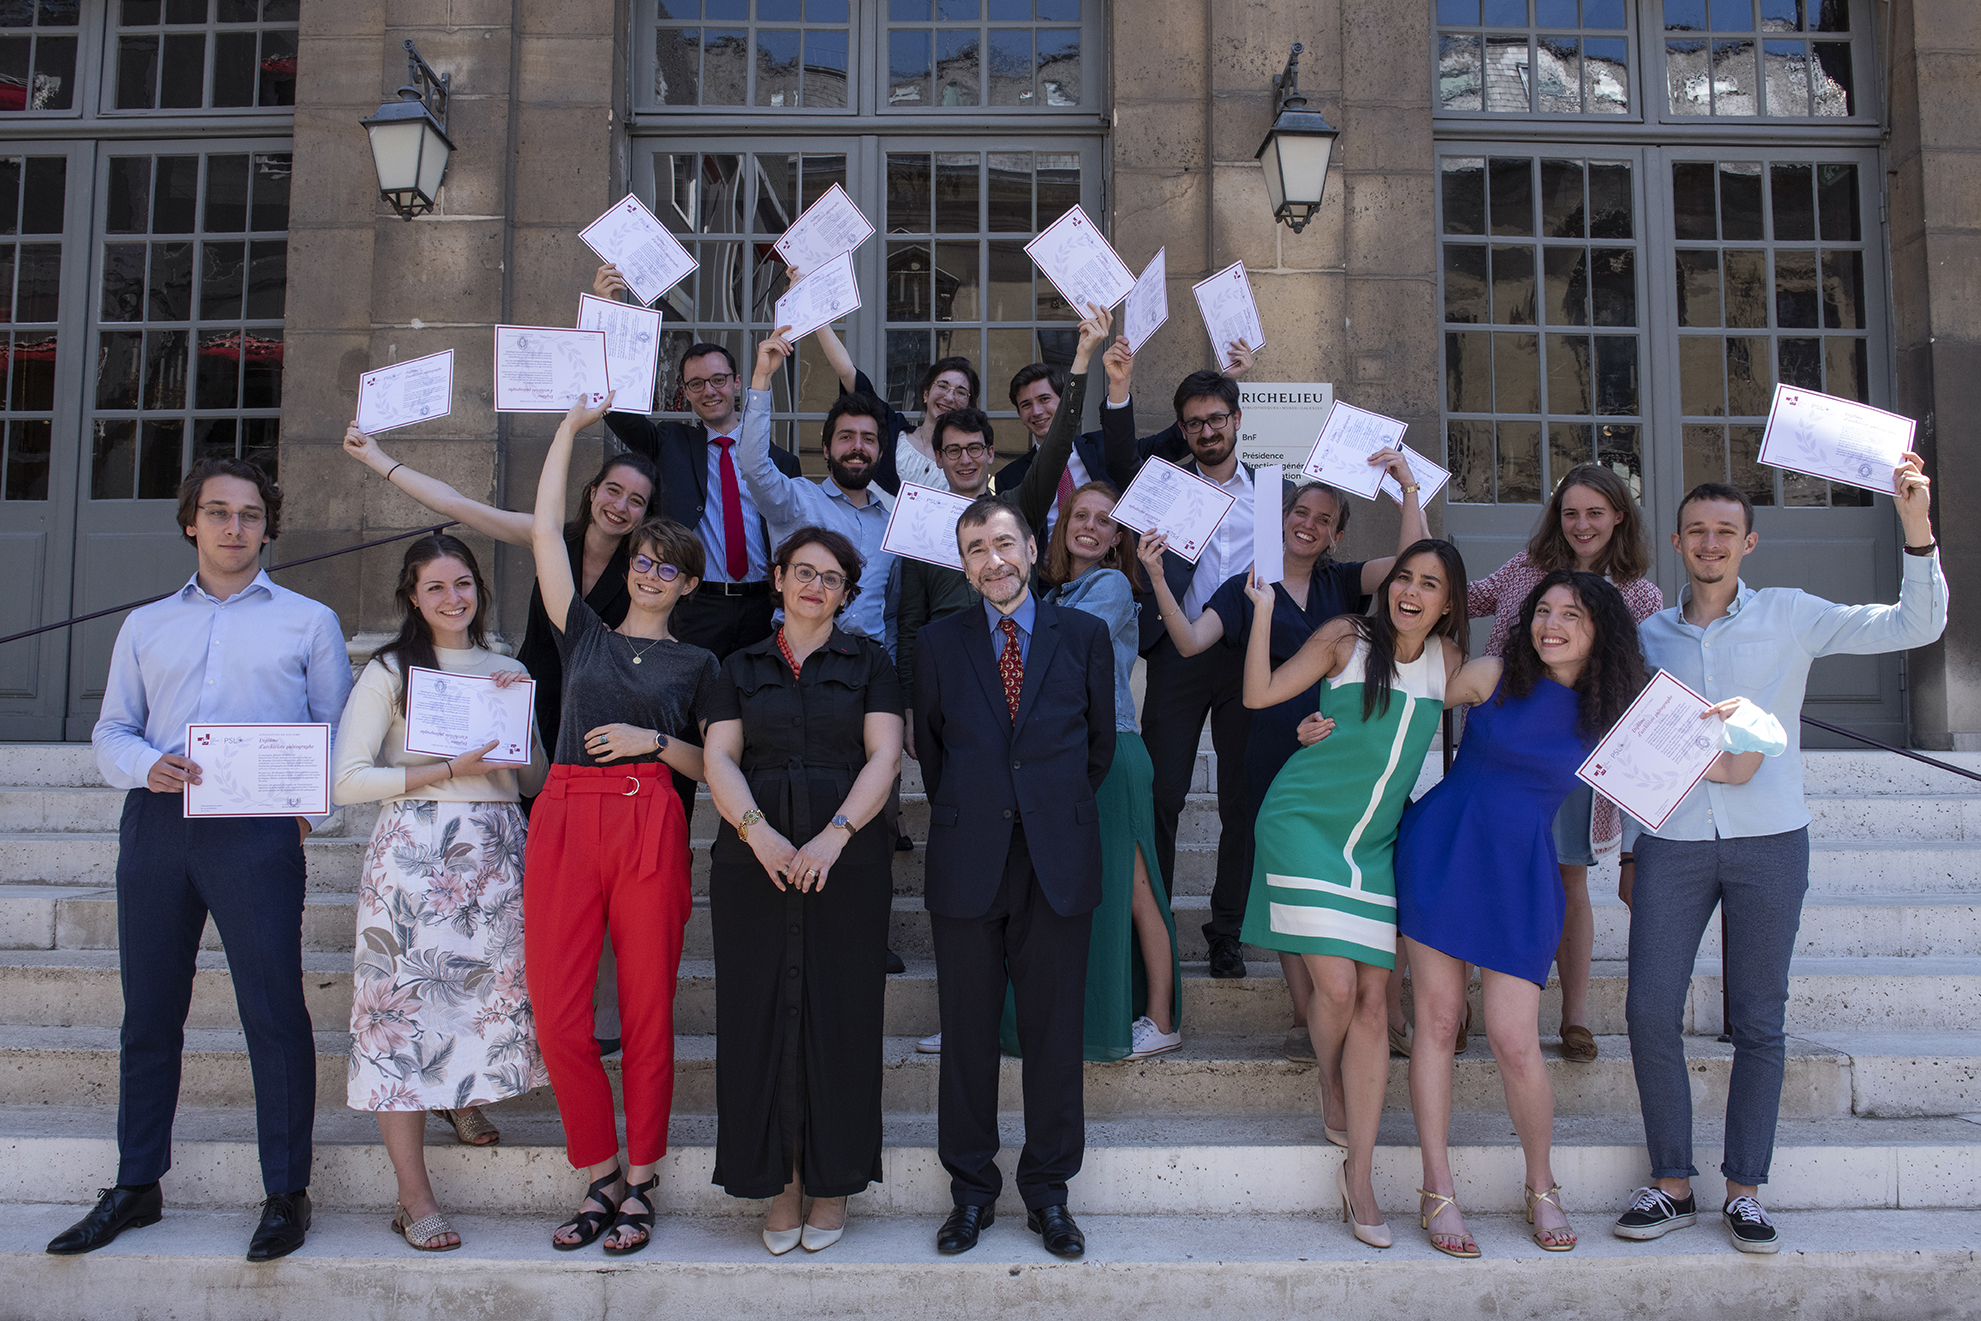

{"left": 828, "top": 814, "right": 854, "bottom": 834}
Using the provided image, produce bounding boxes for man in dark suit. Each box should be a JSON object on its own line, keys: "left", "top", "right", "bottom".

{"left": 914, "top": 494, "right": 1115, "bottom": 1260}
{"left": 991, "top": 359, "right": 1136, "bottom": 544}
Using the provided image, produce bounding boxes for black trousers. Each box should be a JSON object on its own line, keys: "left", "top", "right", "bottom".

{"left": 115, "top": 790, "right": 314, "bottom": 1195}
{"left": 929, "top": 823, "right": 1092, "bottom": 1210}
{"left": 1139, "top": 638, "right": 1253, "bottom": 943}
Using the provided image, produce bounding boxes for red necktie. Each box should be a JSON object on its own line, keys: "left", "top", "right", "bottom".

{"left": 1055, "top": 466, "right": 1076, "bottom": 518}
{"left": 998, "top": 616, "right": 1024, "bottom": 723}
{"left": 713, "top": 435, "right": 748, "bottom": 581}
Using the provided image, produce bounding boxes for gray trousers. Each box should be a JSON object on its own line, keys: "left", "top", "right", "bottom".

{"left": 1624, "top": 828, "right": 1808, "bottom": 1187}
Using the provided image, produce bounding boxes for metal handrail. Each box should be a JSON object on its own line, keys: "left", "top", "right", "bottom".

{"left": 0, "top": 522, "right": 458, "bottom": 649}
{"left": 1798, "top": 714, "right": 1981, "bottom": 783}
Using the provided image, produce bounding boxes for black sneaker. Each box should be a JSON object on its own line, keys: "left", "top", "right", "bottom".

{"left": 1612, "top": 1185, "right": 1697, "bottom": 1240}
{"left": 1206, "top": 935, "right": 1246, "bottom": 979}
{"left": 1722, "top": 1195, "right": 1780, "bottom": 1254}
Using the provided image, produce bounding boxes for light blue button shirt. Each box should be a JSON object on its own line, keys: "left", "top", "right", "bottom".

{"left": 1050, "top": 566, "right": 1140, "bottom": 733}
{"left": 1628, "top": 550, "right": 1947, "bottom": 843}
{"left": 736, "top": 388, "right": 895, "bottom": 640}
{"left": 985, "top": 592, "right": 1035, "bottom": 670}
{"left": 698, "top": 429, "right": 770, "bottom": 584}
{"left": 92, "top": 570, "right": 354, "bottom": 826}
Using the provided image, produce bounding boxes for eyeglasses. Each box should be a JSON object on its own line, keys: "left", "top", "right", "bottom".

{"left": 682, "top": 372, "right": 736, "bottom": 394}
{"left": 939, "top": 441, "right": 992, "bottom": 461}
{"left": 787, "top": 563, "right": 847, "bottom": 591}
{"left": 1180, "top": 412, "right": 1234, "bottom": 436}
{"left": 629, "top": 555, "right": 683, "bottom": 580}
{"left": 198, "top": 504, "right": 266, "bottom": 529}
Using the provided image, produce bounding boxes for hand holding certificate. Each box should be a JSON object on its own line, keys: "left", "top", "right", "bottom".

{"left": 772, "top": 182, "right": 876, "bottom": 272}
{"left": 880, "top": 482, "right": 972, "bottom": 570}
{"left": 494, "top": 326, "right": 611, "bottom": 413}
{"left": 1574, "top": 671, "right": 1724, "bottom": 831}
{"left": 576, "top": 294, "right": 662, "bottom": 415}
{"left": 1123, "top": 248, "right": 1169, "bottom": 354}
{"left": 403, "top": 667, "right": 535, "bottom": 766}
{"left": 774, "top": 251, "right": 862, "bottom": 342}
{"left": 1757, "top": 382, "right": 1916, "bottom": 496}
{"left": 1191, "top": 260, "right": 1266, "bottom": 363}
{"left": 1025, "top": 205, "right": 1135, "bottom": 315}
{"left": 579, "top": 195, "right": 696, "bottom": 307}
{"left": 1378, "top": 443, "right": 1451, "bottom": 507}
{"left": 1108, "top": 456, "right": 1238, "bottom": 565}
{"left": 183, "top": 724, "right": 331, "bottom": 818}
{"left": 1301, "top": 400, "right": 1410, "bottom": 500}
{"left": 355, "top": 350, "right": 454, "bottom": 436}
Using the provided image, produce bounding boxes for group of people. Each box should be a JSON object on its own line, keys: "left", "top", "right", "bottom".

{"left": 48, "top": 263, "right": 1947, "bottom": 1268}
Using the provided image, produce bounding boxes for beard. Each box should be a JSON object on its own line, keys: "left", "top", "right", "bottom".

{"left": 1190, "top": 433, "right": 1236, "bottom": 468}
{"left": 826, "top": 454, "right": 874, "bottom": 490}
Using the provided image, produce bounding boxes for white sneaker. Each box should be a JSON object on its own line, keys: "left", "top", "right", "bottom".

{"left": 1128, "top": 1016, "right": 1182, "bottom": 1059}
{"left": 916, "top": 1032, "right": 942, "bottom": 1054}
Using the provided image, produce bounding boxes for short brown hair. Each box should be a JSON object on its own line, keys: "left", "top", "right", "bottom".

{"left": 627, "top": 515, "right": 705, "bottom": 581}
{"left": 176, "top": 457, "right": 282, "bottom": 544}
{"left": 1529, "top": 463, "right": 1650, "bottom": 581}
{"left": 1676, "top": 481, "right": 1755, "bottom": 535}
{"left": 772, "top": 525, "right": 865, "bottom": 612}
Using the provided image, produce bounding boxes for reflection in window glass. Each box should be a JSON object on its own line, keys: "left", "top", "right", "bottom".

{"left": 1436, "top": 0, "right": 1632, "bottom": 115}
{"left": 111, "top": 2, "right": 296, "bottom": 110}
{"left": 0, "top": 153, "right": 59, "bottom": 500}
{"left": 1663, "top": 2, "right": 1859, "bottom": 119}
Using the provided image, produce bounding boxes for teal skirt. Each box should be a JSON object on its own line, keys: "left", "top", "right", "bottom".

{"left": 1001, "top": 733, "right": 1179, "bottom": 1061}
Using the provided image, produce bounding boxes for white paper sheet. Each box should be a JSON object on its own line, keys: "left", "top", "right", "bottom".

{"left": 879, "top": 481, "right": 971, "bottom": 570}
{"left": 1123, "top": 247, "right": 1169, "bottom": 354}
{"left": 402, "top": 666, "right": 535, "bottom": 767}
{"left": 1574, "top": 670, "right": 1724, "bottom": 832}
{"left": 1757, "top": 382, "right": 1915, "bottom": 496}
{"left": 771, "top": 182, "right": 877, "bottom": 273}
{"left": 575, "top": 294, "right": 662, "bottom": 416}
{"left": 773, "top": 251, "right": 862, "bottom": 342}
{"left": 182, "top": 723, "right": 331, "bottom": 818}
{"left": 1378, "top": 443, "right": 1452, "bottom": 507}
{"left": 578, "top": 194, "right": 697, "bottom": 307}
{"left": 1252, "top": 464, "right": 1285, "bottom": 585}
{"left": 1300, "top": 400, "right": 1409, "bottom": 500}
{"left": 1191, "top": 260, "right": 1266, "bottom": 364}
{"left": 1106, "top": 455, "right": 1238, "bottom": 566}
{"left": 493, "top": 325, "right": 611, "bottom": 413}
{"left": 355, "top": 350, "right": 453, "bottom": 436}
{"left": 1024, "top": 205, "right": 1135, "bottom": 316}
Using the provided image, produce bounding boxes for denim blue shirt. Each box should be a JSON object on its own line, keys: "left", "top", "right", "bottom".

{"left": 1628, "top": 550, "right": 1947, "bottom": 844}
{"left": 985, "top": 592, "right": 1035, "bottom": 670}
{"left": 1050, "top": 566, "right": 1140, "bottom": 733}
{"left": 92, "top": 570, "right": 354, "bottom": 826}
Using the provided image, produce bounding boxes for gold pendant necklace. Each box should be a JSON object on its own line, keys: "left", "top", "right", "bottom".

{"left": 623, "top": 632, "right": 664, "bottom": 665}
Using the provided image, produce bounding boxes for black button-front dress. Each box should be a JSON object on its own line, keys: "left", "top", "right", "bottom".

{"left": 703, "top": 626, "right": 902, "bottom": 1199}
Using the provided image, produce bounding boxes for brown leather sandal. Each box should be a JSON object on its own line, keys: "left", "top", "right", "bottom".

{"left": 436, "top": 1105, "right": 500, "bottom": 1146}
{"left": 1559, "top": 1024, "right": 1599, "bottom": 1062}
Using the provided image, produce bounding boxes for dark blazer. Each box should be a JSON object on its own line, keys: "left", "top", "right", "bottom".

{"left": 604, "top": 411, "right": 803, "bottom": 544}
{"left": 914, "top": 598, "right": 1115, "bottom": 920}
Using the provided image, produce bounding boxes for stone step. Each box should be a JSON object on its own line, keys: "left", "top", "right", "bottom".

{"left": 1586, "top": 891, "right": 1981, "bottom": 960}
{"left": 4, "top": 1203, "right": 1977, "bottom": 1320}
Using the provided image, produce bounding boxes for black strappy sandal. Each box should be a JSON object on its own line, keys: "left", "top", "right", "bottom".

{"left": 601, "top": 1172, "right": 659, "bottom": 1257}
{"left": 552, "top": 1166, "right": 623, "bottom": 1251}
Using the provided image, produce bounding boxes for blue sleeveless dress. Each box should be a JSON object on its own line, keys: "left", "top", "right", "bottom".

{"left": 1394, "top": 676, "right": 1586, "bottom": 986}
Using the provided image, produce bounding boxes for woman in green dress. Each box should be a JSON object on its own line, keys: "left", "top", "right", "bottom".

{"left": 1238, "top": 539, "right": 1470, "bottom": 1248}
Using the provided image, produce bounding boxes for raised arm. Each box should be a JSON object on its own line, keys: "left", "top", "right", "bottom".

{"left": 344, "top": 423, "right": 534, "bottom": 547}
{"left": 1013, "top": 303, "right": 1109, "bottom": 528}
{"left": 1357, "top": 448, "right": 1431, "bottom": 593}
{"left": 533, "top": 393, "right": 615, "bottom": 631}
{"left": 809, "top": 318, "right": 860, "bottom": 393}
{"left": 1244, "top": 593, "right": 1354, "bottom": 710}
{"left": 740, "top": 332, "right": 812, "bottom": 528}
{"left": 1443, "top": 654, "right": 1505, "bottom": 710}
{"left": 1801, "top": 451, "right": 1946, "bottom": 657}
{"left": 1136, "top": 533, "right": 1226, "bottom": 657}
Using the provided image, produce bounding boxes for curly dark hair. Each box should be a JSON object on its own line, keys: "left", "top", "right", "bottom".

{"left": 1498, "top": 569, "right": 1649, "bottom": 744}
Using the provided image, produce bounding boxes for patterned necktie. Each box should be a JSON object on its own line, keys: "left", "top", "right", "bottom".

{"left": 713, "top": 435, "right": 749, "bottom": 581}
{"left": 997, "top": 616, "right": 1024, "bottom": 723}
{"left": 1055, "top": 466, "right": 1076, "bottom": 518}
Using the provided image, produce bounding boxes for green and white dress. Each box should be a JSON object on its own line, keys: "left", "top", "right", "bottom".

{"left": 1239, "top": 636, "right": 1446, "bottom": 968}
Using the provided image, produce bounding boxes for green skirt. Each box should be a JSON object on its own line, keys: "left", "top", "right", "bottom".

{"left": 1001, "top": 732, "right": 1179, "bottom": 1061}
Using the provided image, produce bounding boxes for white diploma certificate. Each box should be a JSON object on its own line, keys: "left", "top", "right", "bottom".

{"left": 1300, "top": 400, "right": 1409, "bottom": 500}
{"left": 1191, "top": 260, "right": 1266, "bottom": 362}
{"left": 182, "top": 723, "right": 331, "bottom": 819}
{"left": 576, "top": 294, "right": 662, "bottom": 416}
{"left": 1024, "top": 205, "right": 1135, "bottom": 315}
{"left": 771, "top": 182, "right": 876, "bottom": 272}
{"left": 1757, "top": 382, "right": 1914, "bottom": 495}
{"left": 1123, "top": 247, "right": 1169, "bottom": 354}
{"left": 355, "top": 350, "right": 453, "bottom": 436}
{"left": 880, "top": 482, "right": 970, "bottom": 570}
{"left": 773, "top": 251, "right": 862, "bottom": 341}
{"left": 1252, "top": 464, "right": 1285, "bottom": 585}
{"left": 493, "top": 325, "right": 611, "bottom": 413}
{"left": 1107, "top": 455, "right": 1238, "bottom": 565}
{"left": 1575, "top": 671, "right": 1723, "bottom": 832}
{"left": 580, "top": 195, "right": 696, "bottom": 308}
{"left": 1379, "top": 443, "right": 1452, "bottom": 507}
{"left": 402, "top": 667, "right": 535, "bottom": 767}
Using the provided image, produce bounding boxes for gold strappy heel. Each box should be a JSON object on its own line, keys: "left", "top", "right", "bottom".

{"left": 1524, "top": 1183, "right": 1578, "bottom": 1251}
{"left": 1417, "top": 1187, "right": 1480, "bottom": 1258}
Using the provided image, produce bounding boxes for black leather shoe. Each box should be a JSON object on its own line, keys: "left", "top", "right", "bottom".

{"left": 1026, "top": 1204, "right": 1085, "bottom": 1258}
{"left": 595, "top": 1036, "right": 622, "bottom": 1059}
{"left": 1207, "top": 935, "right": 1247, "bottom": 979}
{"left": 936, "top": 1204, "right": 993, "bottom": 1254}
{"left": 886, "top": 948, "right": 906, "bottom": 975}
{"left": 45, "top": 1183, "right": 162, "bottom": 1255}
{"left": 246, "top": 1189, "right": 311, "bottom": 1262}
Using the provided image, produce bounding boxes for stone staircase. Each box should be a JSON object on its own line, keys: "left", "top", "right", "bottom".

{"left": 0, "top": 739, "right": 1977, "bottom": 1318}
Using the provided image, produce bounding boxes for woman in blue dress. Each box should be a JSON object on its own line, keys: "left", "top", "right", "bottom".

{"left": 1395, "top": 570, "right": 1648, "bottom": 1258}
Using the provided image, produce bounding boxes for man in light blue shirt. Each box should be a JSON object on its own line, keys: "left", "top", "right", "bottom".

{"left": 49, "top": 458, "right": 351, "bottom": 1264}
{"left": 738, "top": 332, "right": 895, "bottom": 642}
{"left": 1612, "top": 466, "right": 1945, "bottom": 1256}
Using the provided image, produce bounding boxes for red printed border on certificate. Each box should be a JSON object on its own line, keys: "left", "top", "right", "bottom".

{"left": 492, "top": 325, "right": 612, "bottom": 413}
{"left": 1573, "top": 671, "right": 1720, "bottom": 833}
{"left": 355, "top": 348, "right": 454, "bottom": 437}
{"left": 1106, "top": 454, "right": 1239, "bottom": 565}
{"left": 402, "top": 667, "right": 536, "bottom": 766}
{"left": 771, "top": 181, "right": 876, "bottom": 267}
{"left": 1024, "top": 204, "right": 1135, "bottom": 314}
{"left": 1755, "top": 382, "right": 1917, "bottom": 497}
{"left": 182, "top": 723, "right": 332, "bottom": 819}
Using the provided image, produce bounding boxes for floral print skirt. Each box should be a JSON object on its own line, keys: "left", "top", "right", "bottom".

{"left": 348, "top": 798, "right": 548, "bottom": 1112}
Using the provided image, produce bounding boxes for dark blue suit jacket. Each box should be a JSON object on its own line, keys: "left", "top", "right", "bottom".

{"left": 913, "top": 597, "right": 1115, "bottom": 920}
{"left": 604, "top": 412, "right": 803, "bottom": 542}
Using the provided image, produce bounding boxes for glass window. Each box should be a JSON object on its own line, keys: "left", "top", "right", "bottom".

{"left": 91, "top": 149, "right": 287, "bottom": 498}
{"left": 881, "top": 1, "right": 1085, "bottom": 111}
{"left": 0, "top": 153, "right": 64, "bottom": 499}
{"left": 1436, "top": 0, "right": 1634, "bottom": 117}
{"left": 0, "top": 0, "right": 80, "bottom": 114}
{"left": 650, "top": 1, "right": 853, "bottom": 109}
{"left": 112, "top": 0, "right": 298, "bottom": 112}
{"left": 1662, "top": 0, "right": 1857, "bottom": 120}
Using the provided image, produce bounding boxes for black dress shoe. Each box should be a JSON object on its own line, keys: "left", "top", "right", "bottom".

{"left": 45, "top": 1183, "right": 162, "bottom": 1255}
{"left": 896, "top": 831, "right": 914, "bottom": 853}
{"left": 936, "top": 1203, "right": 993, "bottom": 1254}
{"left": 595, "top": 1036, "right": 623, "bottom": 1059}
{"left": 246, "top": 1189, "right": 311, "bottom": 1262}
{"left": 886, "top": 948, "right": 906, "bottom": 975}
{"left": 1207, "top": 935, "right": 1247, "bottom": 979}
{"left": 1026, "top": 1204, "right": 1085, "bottom": 1258}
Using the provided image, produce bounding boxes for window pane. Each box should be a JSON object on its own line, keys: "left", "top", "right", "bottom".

{"left": 1821, "top": 249, "right": 1862, "bottom": 329}
{"left": 755, "top": 28, "right": 799, "bottom": 106}
{"left": 101, "top": 243, "right": 145, "bottom": 321}
{"left": 803, "top": 29, "right": 847, "bottom": 107}
{"left": 212, "top": 28, "right": 255, "bottom": 105}
{"left": 1541, "top": 247, "right": 1586, "bottom": 326}
{"left": 5, "top": 416, "right": 50, "bottom": 500}
{"left": 1488, "top": 157, "right": 1533, "bottom": 236}
{"left": 989, "top": 29, "right": 1031, "bottom": 105}
{"left": 1594, "top": 335, "right": 1637, "bottom": 413}
{"left": 241, "top": 328, "right": 279, "bottom": 406}
{"left": 885, "top": 328, "right": 930, "bottom": 412}
{"left": 1496, "top": 420, "right": 1542, "bottom": 503}
{"left": 1777, "top": 336, "right": 1821, "bottom": 389}
{"left": 934, "top": 152, "right": 977, "bottom": 232}
{"left": 147, "top": 240, "right": 192, "bottom": 320}
{"left": 1537, "top": 36, "right": 1579, "bottom": 113}
{"left": 1485, "top": 35, "right": 1529, "bottom": 112}
{"left": 153, "top": 156, "right": 198, "bottom": 234}
{"left": 1763, "top": 39, "right": 1810, "bottom": 115}
{"left": 1546, "top": 332, "right": 1591, "bottom": 413}
{"left": 92, "top": 419, "right": 136, "bottom": 498}
{"left": 137, "top": 419, "right": 182, "bottom": 499}
{"left": 8, "top": 330, "right": 49, "bottom": 408}
{"left": 1550, "top": 422, "right": 1591, "bottom": 484}
{"left": 1726, "top": 335, "right": 1772, "bottom": 414}
{"left": 20, "top": 157, "right": 59, "bottom": 233}
{"left": 702, "top": 29, "right": 746, "bottom": 104}
{"left": 1446, "top": 331, "right": 1493, "bottom": 412}
{"left": 1817, "top": 162, "right": 1859, "bottom": 239}
{"left": 1596, "top": 423, "right": 1640, "bottom": 495}
{"left": 1585, "top": 36, "right": 1627, "bottom": 113}
{"left": 1825, "top": 335, "right": 1867, "bottom": 402}
{"left": 1710, "top": 39, "right": 1757, "bottom": 114}
{"left": 204, "top": 154, "right": 248, "bottom": 233}
{"left": 1490, "top": 244, "right": 1535, "bottom": 324}
{"left": 1442, "top": 158, "right": 1486, "bottom": 235}
{"left": 1447, "top": 419, "right": 1494, "bottom": 503}
{"left": 116, "top": 34, "right": 158, "bottom": 108}
{"left": 158, "top": 31, "right": 205, "bottom": 108}
{"left": 106, "top": 158, "right": 151, "bottom": 235}
{"left": 1539, "top": 159, "right": 1584, "bottom": 238}
{"left": 888, "top": 240, "right": 930, "bottom": 319}
{"left": 986, "top": 239, "right": 1030, "bottom": 318}
{"left": 1811, "top": 40, "right": 1852, "bottom": 115}
{"left": 196, "top": 329, "right": 240, "bottom": 407}
{"left": 1438, "top": 34, "right": 1483, "bottom": 112}
{"left": 1444, "top": 244, "right": 1489, "bottom": 323}
{"left": 1773, "top": 248, "right": 1818, "bottom": 327}
{"left": 250, "top": 154, "right": 291, "bottom": 231}
{"left": 655, "top": 28, "right": 701, "bottom": 104}
{"left": 191, "top": 415, "right": 235, "bottom": 465}
{"left": 244, "top": 238, "right": 284, "bottom": 317}
{"left": 1036, "top": 153, "right": 1077, "bottom": 225}
{"left": 985, "top": 326, "right": 1033, "bottom": 399}
{"left": 0, "top": 249, "right": 11, "bottom": 320}
{"left": 1675, "top": 249, "right": 1721, "bottom": 326}
{"left": 1718, "top": 162, "right": 1763, "bottom": 241}
{"left": 987, "top": 152, "right": 1030, "bottom": 231}
{"left": 889, "top": 29, "right": 931, "bottom": 105}
{"left": 199, "top": 240, "right": 243, "bottom": 319}
{"left": 143, "top": 329, "right": 186, "bottom": 408}
{"left": 934, "top": 240, "right": 977, "bottom": 321}
{"left": 1493, "top": 331, "right": 1540, "bottom": 412}
{"left": 1729, "top": 424, "right": 1774, "bottom": 506}
{"left": 888, "top": 152, "right": 930, "bottom": 232}
{"left": 257, "top": 28, "right": 296, "bottom": 107}
{"left": 1590, "top": 247, "right": 1633, "bottom": 326}
{"left": 1679, "top": 335, "right": 1724, "bottom": 415}
{"left": 937, "top": 29, "right": 980, "bottom": 105}
{"left": 1683, "top": 423, "right": 1726, "bottom": 492}
{"left": 1723, "top": 249, "right": 1768, "bottom": 327}
{"left": 1037, "top": 29, "right": 1078, "bottom": 105}
{"left": 1770, "top": 162, "right": 1814, "bottom": 240}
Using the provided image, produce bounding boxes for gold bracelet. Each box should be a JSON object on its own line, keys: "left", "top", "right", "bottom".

{"left": 1401, "top": 482, "right": 1420, "bottom": 493}
{"left": 736, "top": 807, "right": 765, "bottom": 841}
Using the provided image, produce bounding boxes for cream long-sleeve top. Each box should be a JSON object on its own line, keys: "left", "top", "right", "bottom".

{"left": 332, "top": 646, "right": 549, "bottom": 806}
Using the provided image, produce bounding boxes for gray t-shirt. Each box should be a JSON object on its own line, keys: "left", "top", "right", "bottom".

{"left": 552, "top": 597, "right": 720, "bottom": 766}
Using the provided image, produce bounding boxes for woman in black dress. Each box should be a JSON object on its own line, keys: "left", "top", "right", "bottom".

{"left": 701, "top": 526, "right": 905, "bottom": 1256}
